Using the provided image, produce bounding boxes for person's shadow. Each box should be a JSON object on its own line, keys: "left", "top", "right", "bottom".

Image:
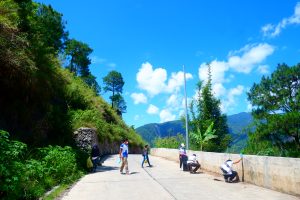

{"left": 95, "top": 165, "right": 119, "bottom": 172}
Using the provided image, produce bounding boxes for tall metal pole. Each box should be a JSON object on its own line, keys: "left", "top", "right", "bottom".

{"left": 183, "top": 65, "right": 189, "bottom": 150}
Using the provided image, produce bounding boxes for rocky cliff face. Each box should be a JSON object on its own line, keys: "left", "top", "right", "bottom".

{"left": 74, "top": 127, "right": 141, "bottom": 155}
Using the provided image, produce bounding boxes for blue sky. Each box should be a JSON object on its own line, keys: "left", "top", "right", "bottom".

{"left": 38, "top": 0, "right": 300, "bottom": 128}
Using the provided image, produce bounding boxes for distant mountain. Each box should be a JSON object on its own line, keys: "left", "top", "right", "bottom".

{"left": 135, "top": 112, "right": 253, "bottom": 152}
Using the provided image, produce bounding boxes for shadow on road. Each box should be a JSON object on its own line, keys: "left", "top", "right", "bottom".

{"left": 96, "top": 166, "right": 119, "bottom": 172}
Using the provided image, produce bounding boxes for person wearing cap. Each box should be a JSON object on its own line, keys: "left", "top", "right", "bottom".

{"left": 179, "top": 143, "right": 187, "bottom": 169}
{"left": 187, "top": 154, "right": 201, "bottom": 174}
{"left": 220, "top": 156, "right": 242, "bottom": 183}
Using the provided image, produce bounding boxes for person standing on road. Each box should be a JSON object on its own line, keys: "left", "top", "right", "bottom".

{"left": 119, "top": 138, "right": 129, "bottom": 175}
{"left": 179, "top": 143, "right": 187, "bottom": 169}
{"left": 142, "top": 144, "right": 152, "bottom": 168}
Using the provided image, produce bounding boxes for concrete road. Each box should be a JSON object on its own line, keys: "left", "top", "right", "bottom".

{"left": 62, "top": 155, "right": 299, "bottom": 200}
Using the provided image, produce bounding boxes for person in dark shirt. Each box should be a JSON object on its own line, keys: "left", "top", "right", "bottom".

{"left": 141, "top": 145, "right": 152, "bottom": 168}
{"left": 91, "top": 144, "right": 100, "bottom": 172}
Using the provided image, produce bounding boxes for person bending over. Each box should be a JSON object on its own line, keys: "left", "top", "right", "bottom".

{"left": 187, "top": 154, "right": 201, "bottom": 174}
{"left": 220, "top": 157, "right": 242, "bottom": 183}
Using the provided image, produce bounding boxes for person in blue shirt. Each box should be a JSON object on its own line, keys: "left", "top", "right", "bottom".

{"left": 119, "top": 138, "right": 129, "bottom": 175}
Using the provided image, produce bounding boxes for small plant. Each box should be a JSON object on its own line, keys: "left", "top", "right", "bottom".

{"left": 190, "top": 122, "right": 218, "bottom": 151}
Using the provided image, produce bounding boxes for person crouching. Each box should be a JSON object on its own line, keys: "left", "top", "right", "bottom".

{"left": 187, "top": 154, "right": 201, "bottom": 174}
{"left": 220, "top": 157, "right": 242, "bottom": 183}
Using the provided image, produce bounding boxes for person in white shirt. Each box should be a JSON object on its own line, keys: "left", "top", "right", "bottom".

{"left": 187, "top": 154, "right": 201, "bottom": 173}
{"left": 220, "top": 157, "right": 242, "bottom": 182}
{"left": 119, "top": 138, "right": 129, "bottom": 175}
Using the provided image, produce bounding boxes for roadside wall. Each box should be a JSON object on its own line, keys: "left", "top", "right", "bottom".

{"left": 150, "top": 148, "right": 300, "bottom": 196}
{"left": 73, "top": 127, "right": 141, "bottom": 155}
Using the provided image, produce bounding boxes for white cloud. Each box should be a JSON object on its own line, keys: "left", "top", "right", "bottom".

{"left": 108, "top": 63, "right": 116, "bottom": 68}
{"left": 198, "top": 43, "right": 274, "bottom": 89}
{"left": 212, "top": 83, "right": 226, "bottom": 98}
{"left": 91, "top": 56, "right": 106, "bottom": 64}
{"left": 134, "top": 115, "right": 140, "bottom": 121}
{"left": 136, "top": 62, "right": 167, "bottom": 96}
{"left": 262, "top": 2, "right": 300, "bottom": 37}
{"left": 136, "top": 62, "right": 193, "bottom": 96}
{"left": 167, "top": 94, "right": 180, "bottom": 107}
{"left": 257, "top": 65, "right": 270, "bottom": 74}
{"left": 199, "top": 60, "right": 229, "bottom": 84}
{"left": 246, "top": 102, "right": 253, "bottom": 112}
{"left": 147, "top": 104, "right": 159, "bottom": 115}
{"left": 130, "top": 93, "right": 147, "bottom": 104}
{"left": 179, "top": 110, "right": 185, "bottom": 118}
{"left": 159, "top": 109, "right": 176, "bottom": 123}
{"left": 228, "top": 43, "right": 274, "bottom": 73}
{"left": 166, "top": 71, "right": 193, "bottom": 93}
{"left": 221, "top": 85, "right": 245, "bottom": 113}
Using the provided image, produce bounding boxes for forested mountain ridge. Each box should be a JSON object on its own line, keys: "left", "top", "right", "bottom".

{"left": 136, "top": 112, "right": 253, "bottom": 150}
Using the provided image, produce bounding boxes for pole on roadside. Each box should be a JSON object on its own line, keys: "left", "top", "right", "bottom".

{"left": 183, "top": 65, "right": 189, "bottom": 150}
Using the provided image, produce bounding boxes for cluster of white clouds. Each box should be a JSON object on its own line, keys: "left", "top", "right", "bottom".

{"left": 131, "top": 62, "right": 193, "bottom": 122}
{"left": 262, "top": 2, "right": 300, "bottom": 37}
{"left": 131, "top": 43, "right": 274, "bottom": 122}
{"left": 136, "top": 62, "right": 193, "bottom": 96}
{"left": 130, "top": 2, "right": 299, "bottom": 124}
{"left": 198, "top": 43, "right": 274, "bottom": 112}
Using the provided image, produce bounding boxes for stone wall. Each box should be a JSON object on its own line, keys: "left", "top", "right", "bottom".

{"left": 73, "top": 127, "right": 141, "bottom": 155}
{"left": 150, "top": 148, "right": 300, "bottom": 196}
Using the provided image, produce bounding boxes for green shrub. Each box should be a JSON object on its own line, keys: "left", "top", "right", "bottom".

{"left": 154, "top": 134, "right": 184, "bottom": 149}
{"left": 0, "top": 130, "right": 83, "bottom": 200}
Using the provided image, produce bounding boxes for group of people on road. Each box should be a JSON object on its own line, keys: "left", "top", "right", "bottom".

{"left": 119, "top": 139, "right": 152, "bottom": 175}
{"left": 179, "top": 143, "right": 201, "bottom": 174}
{"left": 179, "top": 143, "right": 242, "bottom": 182}
{"left": 91, "top": 139, "right": 242, "bottom": 183}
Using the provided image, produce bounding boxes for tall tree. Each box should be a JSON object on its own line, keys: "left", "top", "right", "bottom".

{"left": 110, "top": 93, "right": 127, "bottom": 116}
{"left": 64, "top": 39, "right": 92, "bottom": 76}
{"left": 103, "top": 70, "right": 125, "bottom": 108}
{"left": 189, "top": 64, "right": 231, "bottom": 152}
{"left": 244, "top": 63, "right": 300, "bottom": 157}
{"left": 64, "top": 39, "right": 100, "bottom": 94}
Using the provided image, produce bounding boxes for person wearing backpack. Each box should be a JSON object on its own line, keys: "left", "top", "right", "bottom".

{"left": 220, "top": 156, "right": 242, "bottom": 183}
{"left": 141, "top": 144, "right": 152, "bottom": 168}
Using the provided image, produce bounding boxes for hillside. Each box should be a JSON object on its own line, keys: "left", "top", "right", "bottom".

{"left": 136, "top": 112, "right": 253, "bottom": 151}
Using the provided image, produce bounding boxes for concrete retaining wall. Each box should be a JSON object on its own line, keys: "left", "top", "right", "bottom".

{"left": 150, "top": 148, "right": 300, "bottom": 196}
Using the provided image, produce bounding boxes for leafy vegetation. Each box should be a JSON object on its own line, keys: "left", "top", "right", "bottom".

{"left": 189, "top": 64, "right": 231, "bottom": 152}
{"left": 244, "top": 63, "right": 300, "bottom": 157}
{"left": 0, "top": 130, "right": 83, "bottom": 200}
{"left": 154, "top": 134, "right": 185, "bottom": 149}
{"left": 190, "top": 122, "right": 217, "bottom": 151}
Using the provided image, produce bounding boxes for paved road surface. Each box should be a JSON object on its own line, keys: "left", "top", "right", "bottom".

{"left": 62, "top": 155, "right": 299, "bottom": 200}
